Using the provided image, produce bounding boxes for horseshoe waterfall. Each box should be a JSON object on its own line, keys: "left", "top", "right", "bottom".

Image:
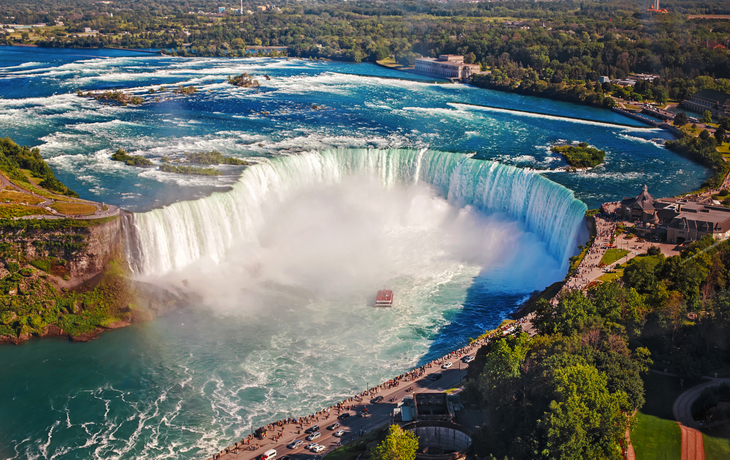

{"left": 126, "top": 148, "right": 587, "bottom": 275}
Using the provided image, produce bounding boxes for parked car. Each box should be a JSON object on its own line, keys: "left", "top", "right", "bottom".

{"left": 334, "top": 430, "right": 346, "bottom": 437}
{"left": 312, "top": 445, "right": 326, "bottom": 453}
{"left": 442, "top": 362, "right": 453, "bottom": 369}
{"left": 337, "top": 413, "right": 351, "bottom": 420}
{"left": 430, "top": 373, "right": 442, "bottom": 381}
{"left": 287, "top": 440, "right": 303, "bottom": 449}
{"left": 462, "top": 355, "right": 475, "bottom": 363}
{"left": 327, "top": 423, "right": 340, "bottom": 430}
{"left": 305, "top": 425, "right": 320, "bottom": 434}
{"left": 306, "top": 432, "right": 321, "bottom": 441}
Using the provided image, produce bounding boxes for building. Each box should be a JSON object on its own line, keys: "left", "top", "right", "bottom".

{"left": 218, "top": 7, "right": 225, "bottom": 13}
{"left": 413, "top": 392, "right": 455, "bottom": 422}
{"left": 620, "top": 185, "right": 730, "bottom": 244}
{"left": 665, "top": 203, "right": 730, "bottom": 244}
{"left": 599, "top": 76, "right": 610, "bottom": 84}
{"left": 706, "top": 41, "right": 727, "bottom": 51}
{"left": 621, "top": 185, "right": 658, "bottom": 223}
{"left": 414, "top": 55, "right": 481, "bottom": 81}
{"left": 682, "top": 89, "right": 730, "bottom": 118}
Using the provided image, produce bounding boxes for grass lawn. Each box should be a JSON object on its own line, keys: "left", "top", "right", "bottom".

{"left": 704, "top": 430, "right": 730, "bottom": 460}
{"left": 631, "top": 412, "right": 681, "bottom": 460}
{"left": 630, "top": 372, "right": 684, "bottom": 459}
{"left": 0, "top": 203, "right": 50, "bottom": 219}
{"left": 601, "top": 248, "right": 630, "bottom": 265}
{"left": 597, "top": 268, "right": 624, "bottom": 283}
{"left": 376, "top": 57, "right": 401, "bottom": 68}
{"left": 0, "top": 189, "right": 44, "bottom": 205}
{"left": 324, "top": 424, "right": 388, "bottom": 460}
{"left": 718, "top": 143, "right": 730, "bottom": 154}
{"left": 51, "top": 202, "right": 97, "bottom": 215}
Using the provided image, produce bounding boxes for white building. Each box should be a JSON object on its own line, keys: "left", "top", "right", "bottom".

{"left": 414, "top": 55, "right": 481, "bottom": 80}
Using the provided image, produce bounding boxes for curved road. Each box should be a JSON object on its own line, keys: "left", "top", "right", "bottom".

{"left": 210, "top": 352, "right": 479, "bottom": 460}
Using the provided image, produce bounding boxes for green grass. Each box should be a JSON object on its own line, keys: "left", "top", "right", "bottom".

{"left": 630, "top": 372, "right": 684, "bottom": 459}
{"left": 51, "top": 202, "right": 97, "bottom": 216}
{"left": 597, "top": 268, "right": 624, "bottom": 283}
{"left": 631, "top": 412, "right": 681, "bottom": 460}
{"left": 601, "top": 248, "right": 630, "bottom": 265}
{"left": 0, "top": 203, "right": 49, "bottom": 218}
{"left": 704, "top": 430, "right": 730, "bottom": 460}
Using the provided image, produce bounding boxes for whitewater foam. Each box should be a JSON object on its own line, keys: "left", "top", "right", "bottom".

{"left": 129, "top": 148, "right": 586, "bottom": 276}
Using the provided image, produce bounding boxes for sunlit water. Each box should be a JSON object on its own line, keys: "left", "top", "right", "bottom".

{"left": 0, "top": 47, "right": 708, "bottom": 459}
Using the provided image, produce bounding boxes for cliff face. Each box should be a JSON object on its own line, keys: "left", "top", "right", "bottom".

{"left": 0, "top": 215, "right": 188, "bottom": 344}
{"left": 0, "top": 217, "right": 123, "bottom": 283}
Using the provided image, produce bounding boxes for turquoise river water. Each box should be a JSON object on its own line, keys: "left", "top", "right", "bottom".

{"left": 0, "top": 46, "right": 709, "bottom": 459}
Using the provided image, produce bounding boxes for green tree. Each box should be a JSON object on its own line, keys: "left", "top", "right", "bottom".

{"left": 536, "top": 361, "right": 629, "bottom": 460}
{"left": 674, "top": 112, "right": 689, "bottom": 126}
{"left": 715, "top": 126, "right": 726, "bottom": 144}
{"left": 372, "top": 425, "right": 419, "bottom": 460}
{"left": 702, "top": 110, "right": 713, "bottom": 124}
{"left": 534, "top": 290, "right": 596, "bottom": 336}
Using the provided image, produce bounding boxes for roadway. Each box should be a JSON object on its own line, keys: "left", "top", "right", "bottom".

{"left": 209, "top": 351, "right": 478, "bottom": 460}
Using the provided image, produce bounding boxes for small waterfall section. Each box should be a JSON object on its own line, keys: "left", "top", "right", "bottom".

{"left": 129, "top": 149, "right": 587, "bottom": 275}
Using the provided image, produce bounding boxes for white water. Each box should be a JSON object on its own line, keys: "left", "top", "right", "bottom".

{"left": 129, "top": 148, "right": 586, "bottom": 276}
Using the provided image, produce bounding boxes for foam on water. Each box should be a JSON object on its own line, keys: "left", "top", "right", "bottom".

{"left": 129, "top": 148, "right": 586, "bottom": 276}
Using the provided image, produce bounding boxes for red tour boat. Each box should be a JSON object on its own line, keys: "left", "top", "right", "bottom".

{"left": 375, "top": 289, "right": 394, "bottom": 307}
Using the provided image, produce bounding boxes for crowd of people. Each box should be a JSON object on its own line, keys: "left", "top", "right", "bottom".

{"left": 207, "top": 289, "right": 539, "bottom": 459}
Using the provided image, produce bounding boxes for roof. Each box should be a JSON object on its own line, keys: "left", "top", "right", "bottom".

{"left": 667, "top": 205, "right": 730, "bottom": 232}
{"left": 622, "top": 185, "right": 656, "bottom": 211}
{"left": 693, "top": 89, "right": 730, "bottom": 105}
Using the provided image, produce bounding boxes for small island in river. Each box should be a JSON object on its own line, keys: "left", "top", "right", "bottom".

{"left": 112, "top": 149, "right": 249, "bottom": 175}
{"left": 551, "top": 142, "right": 606, "bottom": 169}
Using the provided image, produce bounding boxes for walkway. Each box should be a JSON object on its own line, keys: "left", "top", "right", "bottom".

{"left": 209, "top": 351, "right": 478, "bottom": 460}
{"left": 0, "top": 170, "right": 119, "bottom": 220}
{"left": 679, "top": 423, "right": 705, "bottom": 460}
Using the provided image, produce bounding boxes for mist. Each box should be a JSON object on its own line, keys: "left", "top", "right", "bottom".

{"left": 145, "top": 174, "right": 566, "bottom": 311}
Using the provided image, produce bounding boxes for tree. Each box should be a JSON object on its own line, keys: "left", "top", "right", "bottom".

{"left": 702, "top": 110, "right": 713, "bottom": 124}
{"left": 372, "top": 425, "right": 419, "bottom": 460}
{"left": 534, "top": 290, "right": 596, "bottom": 336}
{"left": 536, "top": 361, "right": 630, "bottom": 460}
{"left": 674, "top": 112, "right": 689, "bottom": 126}
{"left": 715, "top": 126, "right": 726, "bottom": 144}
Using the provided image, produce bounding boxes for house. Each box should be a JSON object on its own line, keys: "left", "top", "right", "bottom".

{"left": 706, "top": 41, "right": 727, "bottom": 51}
{"left": 414, "top": 55, "right": 481, "bottom": 81}
{"left": 621, "top": 185, "right": 658, "bottom": 223}
{"left": 218, "top": 7, "right": 225, "bottom": 13}
{"left": 682, "top": 89, "right": 730, "bottom": 118}
{"left": 620, "top": 185, "right": 730, "bottom": 244}
{"left": 599, "top": 76, "right": 610, "bottom": 84}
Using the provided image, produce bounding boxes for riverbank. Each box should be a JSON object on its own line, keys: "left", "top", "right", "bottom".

{"left": 206, "top": 319, "right": 526, "bottom": 460}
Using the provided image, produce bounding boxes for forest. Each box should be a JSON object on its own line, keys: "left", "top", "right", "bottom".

{"left": 464, "top": 235, "right": 730, "bottom": 459}
{"left": 2, "top": 0, "right": 730, "bottom": 106}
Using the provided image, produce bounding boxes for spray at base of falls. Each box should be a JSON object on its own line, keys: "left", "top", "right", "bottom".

{"left": 125, "top": 149, "right": 587, "bottom": 276}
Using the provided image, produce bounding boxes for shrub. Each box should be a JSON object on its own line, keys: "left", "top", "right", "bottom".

{"left": 6, "top": 262, "right": 20, "bottom": 273}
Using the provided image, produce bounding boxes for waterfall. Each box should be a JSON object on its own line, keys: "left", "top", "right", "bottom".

{"left": 129, "top": 148, "right": 587, "bottom": 275}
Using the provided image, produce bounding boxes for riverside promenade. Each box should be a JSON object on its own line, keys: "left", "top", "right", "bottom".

{"left": 205, "top": 319, "right": 528, "bottom": 460}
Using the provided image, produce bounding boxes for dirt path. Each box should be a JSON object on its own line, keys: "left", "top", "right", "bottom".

{"left": 679, "top": 423, "right": 705, "bottom": 460}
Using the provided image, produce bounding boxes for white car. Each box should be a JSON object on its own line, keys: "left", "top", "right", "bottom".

{"left": 311, "top": 444, "right": 326, "bottom": 453}
{"left": 441, "top": 362, "right": 453, "bottom": 369}
{"left": 306, "top": 443, "right": 318, "bottom": 450}
{"left": 334, "top": 430, "right": 346, "bottom": 437}
{"left": 462, "top": 355, "right": 475, "bottom": 363}
{"left": 306, "top": 432, "right": 321, "bottom": 441}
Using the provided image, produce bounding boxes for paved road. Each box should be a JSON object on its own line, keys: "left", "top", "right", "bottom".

{"left": 209, "top": 352, "right": 478, "bottom": 460}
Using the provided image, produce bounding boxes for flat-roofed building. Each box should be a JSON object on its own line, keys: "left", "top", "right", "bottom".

{"left": 414, "top": 55, "right": 481, "bottom": 81}
{"left": 683, "top": 89, "right": 730, "bottom": 118}
{"left": 665, "top": 203, "right": 730, "bottom": 244}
